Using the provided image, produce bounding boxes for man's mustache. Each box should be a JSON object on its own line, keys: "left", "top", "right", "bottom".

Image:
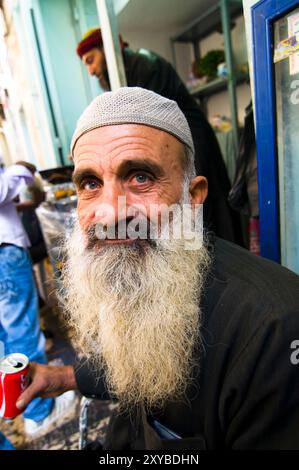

{"left": 85, "top": 217, "right": 157, "bottom": 250}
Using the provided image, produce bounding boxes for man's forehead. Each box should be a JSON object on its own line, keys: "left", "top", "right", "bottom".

{"left": 72, "top": 125, "right": 185, "bottom": 175}
{"left": 72, "top": 125, "right": 186, "bottom": 177}
{"left": 74, "top": 123, "right": 182, "bottom": 150}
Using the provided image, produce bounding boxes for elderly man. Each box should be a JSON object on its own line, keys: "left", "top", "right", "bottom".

{"left": 76, "top": 28, "right": 242, "bottom": 245}
{"left": 17, "top": 88, "right": 299, "bottom": 450}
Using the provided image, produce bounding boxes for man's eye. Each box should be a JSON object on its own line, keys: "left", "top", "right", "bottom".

{"left": 81, "top": 179, "right": 99, "bottom": 191}
{"left": 134, "top": 174, "right": 150, "bottom": 184}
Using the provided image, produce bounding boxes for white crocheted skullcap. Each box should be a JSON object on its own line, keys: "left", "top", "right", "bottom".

{"left": 71, "top": 87, "right": 195, "bottom": 162}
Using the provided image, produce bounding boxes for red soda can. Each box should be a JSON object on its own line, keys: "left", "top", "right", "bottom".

{"left": 0, "top": 353, "right": 29, "bottom": 419}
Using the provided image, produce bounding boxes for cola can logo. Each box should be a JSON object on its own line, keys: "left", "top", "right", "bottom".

{"left": 0, "top": 353, "right": 29, "bottom": 419}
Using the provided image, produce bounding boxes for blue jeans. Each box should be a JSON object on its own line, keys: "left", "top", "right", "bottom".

{"left": 0, "top": 245, "right": 53, "bottom": 421}
{"left": 0, "top": 432, "right": 14, "bottom": 450}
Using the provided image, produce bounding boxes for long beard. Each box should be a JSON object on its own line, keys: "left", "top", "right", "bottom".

{"left": 61, "top": 212, "right": 211, "bottom": 410}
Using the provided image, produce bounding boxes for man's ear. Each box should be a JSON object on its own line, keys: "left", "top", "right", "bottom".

{"left": 189, "top": 176, "right": 208, "bottom": 206}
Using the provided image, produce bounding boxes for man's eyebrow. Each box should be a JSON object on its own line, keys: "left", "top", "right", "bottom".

{"left": 72, "top": 168, "right": 99, "bottom": 187}
{"left": 118, "top": 159, "right": 164, "bottom": 176}
{"left": 72, "top": 159, "right": 164, "bottom": 187}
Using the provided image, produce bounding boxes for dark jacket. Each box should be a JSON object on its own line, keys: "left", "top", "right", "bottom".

{"left": 122, "top": 48, "right": 243, "bottom": 244}
{"left": 229, "top": 102, "right": 258, "bottom": 217}
{"left": 75, "top": 238, "right": 299, "bottom": 449}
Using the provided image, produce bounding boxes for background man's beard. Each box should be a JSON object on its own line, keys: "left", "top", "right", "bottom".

{"left": 62, "top": 214, "right": 211, "bottom": 410}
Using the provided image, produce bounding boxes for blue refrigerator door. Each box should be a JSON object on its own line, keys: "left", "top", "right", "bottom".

{"left": 252, "top": 0, "right": 299, "bottom": 274}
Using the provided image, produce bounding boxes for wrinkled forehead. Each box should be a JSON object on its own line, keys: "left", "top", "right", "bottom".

{"left": 72, "top": 123, "right": 186, "bottom": 165}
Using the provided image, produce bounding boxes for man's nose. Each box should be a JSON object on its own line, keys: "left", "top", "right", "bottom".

{"left": 94, "top": 184, "right": 127, "bottom": 228}
{"left": 87, "top": 65, "right": 94, "bottom": 76}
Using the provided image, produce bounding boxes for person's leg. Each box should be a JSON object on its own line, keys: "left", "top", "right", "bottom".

{"left": 0, "top": 245, "right": 53, "bottom": 422}
{"left": 0, "top": 432, "right": 15, "bottom": 450}
{"left": 0, "top": 325, "right": 5, "bottom": 357}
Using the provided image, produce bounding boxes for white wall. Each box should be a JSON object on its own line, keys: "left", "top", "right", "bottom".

{"left": 200, "top": 15, "right": 248, "bottom": 64}
{"left": 119, "top": 28, "right": 193, "bottom": 83}
{"left": 205, "top": 83, "right": 251, "bottom": 123}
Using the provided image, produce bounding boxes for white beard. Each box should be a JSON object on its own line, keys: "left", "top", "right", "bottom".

{"left": 61, "top": 206, "right": 211, "bottom": 410}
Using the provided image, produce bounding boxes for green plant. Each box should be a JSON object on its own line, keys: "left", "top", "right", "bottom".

{"left": 192, "top": 50, "right": 225, "bottom": 79}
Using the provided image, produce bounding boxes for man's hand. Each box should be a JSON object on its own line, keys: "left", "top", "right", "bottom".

{"left": 16, "top": 363, "right": 77, "bottom": 411}
{"left": 15, "top": 161, "right": 36, "bottom": 174}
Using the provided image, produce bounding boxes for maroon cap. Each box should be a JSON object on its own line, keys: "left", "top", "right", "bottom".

{"left": 76, "top": 28, "right": 129, "bottom": 58}
{"left": 76, "top": 29, "right": 103, "bottom": 58}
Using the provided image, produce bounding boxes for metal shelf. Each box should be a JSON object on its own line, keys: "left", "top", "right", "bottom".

{"left": 171, "top": 0, "right": 245, "bottom": 156}
{"left": 189, "top": 74, "right": 249, "bottom": 99}
{"left": 172, "top": 1, "right": 243, "bottom": 43}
